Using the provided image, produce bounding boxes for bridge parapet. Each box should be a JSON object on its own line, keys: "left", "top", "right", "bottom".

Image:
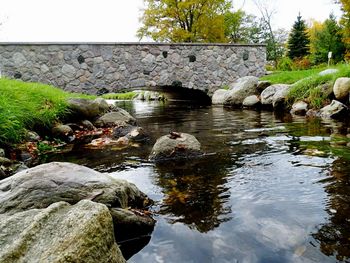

{"left": 0, "top": 42, "right": 266, "bottom": 95}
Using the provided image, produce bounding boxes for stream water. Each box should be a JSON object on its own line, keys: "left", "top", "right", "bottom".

{"left": 46, "top": 100, "right": 350, "bottom": 263}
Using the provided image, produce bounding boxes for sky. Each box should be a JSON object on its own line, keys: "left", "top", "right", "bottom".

{"left": 0, "top": 0, "right": 343, "bottom": 42}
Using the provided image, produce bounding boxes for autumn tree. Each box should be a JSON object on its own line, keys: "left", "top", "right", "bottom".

{"left": 287, "top": 14, "right": 310, "bottom": 59}
{"left": 137, "top": 0, "right": 232, "bottom": 42}
{"left": 310, "top": 14, "right": 345, "bottom": 64}
{"left": 224, "top": 9, "right": 262, "bottom": 43}
{"left": 337, "top": 0, "right": 350, "bottom": 58}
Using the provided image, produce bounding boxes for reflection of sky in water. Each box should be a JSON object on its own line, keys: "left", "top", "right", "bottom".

{"left": 87, "top": 101, "right": 348, "bottom": 262}
{"left": 112, "top": 149, "right": 334, "bottom": 262}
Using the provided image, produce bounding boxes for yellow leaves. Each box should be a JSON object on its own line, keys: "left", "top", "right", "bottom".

{"left": 138, "top": 0, "right": 231, "bottom": 42}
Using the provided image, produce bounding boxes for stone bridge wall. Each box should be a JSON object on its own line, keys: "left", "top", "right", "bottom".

{"left": 0, "top": 43, "right": 266, "bottom": 95}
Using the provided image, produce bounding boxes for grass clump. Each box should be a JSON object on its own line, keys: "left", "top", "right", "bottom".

{"left": 286, "top": 64, "right": 350, "bottom": 108}
{"left": 101, "top": 92, "right": 137, "bottom": 100}
{"left": 0, "top": 78, "right": 92, "bottom": 145}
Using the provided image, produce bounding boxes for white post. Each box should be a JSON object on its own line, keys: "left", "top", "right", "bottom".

{"left": 328, "top": 52, "right": 332, "bottom": 67}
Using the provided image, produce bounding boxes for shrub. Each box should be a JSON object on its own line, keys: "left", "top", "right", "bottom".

{"left": 293, "top": 57, "right": 311, "bottom": 70}
{"left": 277, "top": 57, "right": 295, "bottom": 71}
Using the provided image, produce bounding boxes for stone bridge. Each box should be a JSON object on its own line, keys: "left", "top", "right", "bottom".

{"left": 0, "top": 43, "right": 266, "bottom": 98}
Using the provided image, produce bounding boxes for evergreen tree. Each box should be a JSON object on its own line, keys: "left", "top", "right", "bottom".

{"left": 311, "top": 14, "right": 345, "bottom": 64}
{"left": 287, "top": 14, "right": 310, "bottom": 59}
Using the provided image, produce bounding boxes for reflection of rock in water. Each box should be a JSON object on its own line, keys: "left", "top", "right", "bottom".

{"left": 312, "top": 158, "right": 350, "bottom": 261}
{"left": 154, "top": 154, "right": 232, "bottom": 233}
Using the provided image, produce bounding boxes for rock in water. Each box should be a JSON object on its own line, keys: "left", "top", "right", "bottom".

{"left": 94, "top": 109, "right": 136, "bottom": 127}
{"left": 320, "top": 100, "right": 349, "bottom": 120}
{"left": 224, "top": 76, "right": 259, "bottom": 106}
{"left": 67, "top": 98, "right": 109, "bottom": 119}
{"left": 211, "top": 89, "right": 228, "bottom": 105}
{"left": 261, "top": 84, "right": 290, "bottom": 108}
{"left": 0, "top": 162, "right": 150, "bottom": 214}
{"left": 291, "top": 101, "right": 308, "bottom": 115}
{"left": 0, "top": 200, "right": 125, "bottom": 263}
{"left": 149, "top": 132, "right": 202, "bottom": 161}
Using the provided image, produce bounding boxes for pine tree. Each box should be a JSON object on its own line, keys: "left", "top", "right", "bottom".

{"left": 287, "top": 14, "right": 310, "bottom": 59}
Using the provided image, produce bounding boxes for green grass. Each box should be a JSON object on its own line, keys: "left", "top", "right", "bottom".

{"left": 287, "top": 64, "right": 350, "bottom": 108}
{"left": 261, "top": 64, "right": 350, "bottom": 109}
{"left": 261, "top": 67, "right": 326, "bottom": 84}
{"left": 0, "top": 78, "right": 92, "bottom": 145}
{"left": 101, "top": 92, "right": 137, "bottom": 100}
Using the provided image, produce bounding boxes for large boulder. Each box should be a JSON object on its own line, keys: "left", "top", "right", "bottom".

{"left": 67, "top": 98, "right": 109, "bottom": 119}
{"left": 223, "top": 76, "right": 259, "bottom": 106}
{"left": 94, "top": 109, "right": 136, "bottom": 127}
{"left": 320, "top": 100, "right": 349, "bottom": 120}
{"left": 211, "top": 89, "right": 228, "bottom": 105}
{"left": 149, "top": 132, "right": 202, "bottom": 161}
{"left": 0, "top": 162, "right": 149, "bottom": 214}
{"left": 261, "top": 84, "right": 291, "bottom": 108}
{"left": 0, "top": 200, "right": 125, "bottom": 263}
{"left": 333, "top": 77, "right": 350, "bottom": 100}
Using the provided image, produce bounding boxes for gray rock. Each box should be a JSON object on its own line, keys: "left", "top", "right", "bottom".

{"left": 319, "top": 68, "right": 339, "bottom": 76}
{"left": 80, "top": 120, "right": 95, "bottom": 130}
{"left": 149, "top": 132, "right": 202, "bottom": 161}
{"left": 94, "top": 98, "right": 110, "bottom": 113}
{"left": 224, "top": 76, "right": 259, "bottom": 106}
{"left": 212, "top": 89, "right": 228, "bottom": 105}
{"left": 61, "top": 64, "right": 76, "bottom": 78}
{"left": 291, "top": 101, "right": 308, "bottom": 115}
{"left": 0, "top": 162, "right": 150, "bottom": 214}
{"left": 95, "top": 110, "right": 136, "bottom": 127}
{"left": 320, "top": 100, "right": 349, "bottom": 119}
{"left": 25, "top": 131, "right": 41, "bottom": 142}
{"left": 12, "top": 52, "right": 26, "bottom": 66}
{"left": 261, "top": 84, "right": 291, "bottom": 108}
{"left": 243, "top": 95, "right": 260, "bottom": 107}
{"left": 52, "top": 124, "right": 74, "bottom": 141}
{"left": 333, "top": 77, "right": 350, "bottom": 100}
{"left": 67, "top": 98, "right": 107, "bottom": 119}
{"left": 0, "top": 200, "right": 125, "bottom": 263}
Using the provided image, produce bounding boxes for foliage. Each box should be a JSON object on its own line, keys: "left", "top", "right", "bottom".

{"left": 293, "top": 57, "right": 312, "bottom": 70}
{"left": 0, "top": 78, "right": 92, "bottom": 145}
{"left": 224, "top": 9, "right": 262, "bottom": 43}
{"left": 138, "top": 0, "right": 231, "bottom": 42}
{"left": 101, "top": 92, "right": 137, "bottom": 100}
{"left": 276, "top": 56, "right": 294, "bottom": 71}
{"left": 309, "top": 14, "right": 345, "bottom": 64}
{"left": 337, "top": 0, "right": 350, "bottom": 58}
{"left": 287, "top": 14, "right": 310, "bottom": 59}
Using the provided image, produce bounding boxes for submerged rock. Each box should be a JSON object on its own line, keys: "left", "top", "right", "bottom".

{"left": 149, "top": 132, "right": 202, "bottom": 161}
{"left": 320, "top": 100, "right": 349, "bottom": 120}
{"left": 95, "top": 109, "right": 136, "bottom": 127}
{"left": 224, "top": 76, "right": 259, "bottom": 106}
{"left": 0, "top": 200, "right": 125, "bottom": 263}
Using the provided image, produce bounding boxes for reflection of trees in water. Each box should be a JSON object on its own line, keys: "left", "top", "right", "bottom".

{"left": 154, "top": 155, "right": 232, "bottom": 233}
{"left": 313, "top": 158, "right": 350, "bottom": 262}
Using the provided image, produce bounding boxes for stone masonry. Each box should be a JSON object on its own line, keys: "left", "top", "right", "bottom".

{"left": 0, "top": 43, "right": 266, "bottom": 95}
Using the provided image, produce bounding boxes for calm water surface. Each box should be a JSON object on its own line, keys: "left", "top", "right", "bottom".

{"left": 49, "top": 101, "right": 350, "bottom": 263}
